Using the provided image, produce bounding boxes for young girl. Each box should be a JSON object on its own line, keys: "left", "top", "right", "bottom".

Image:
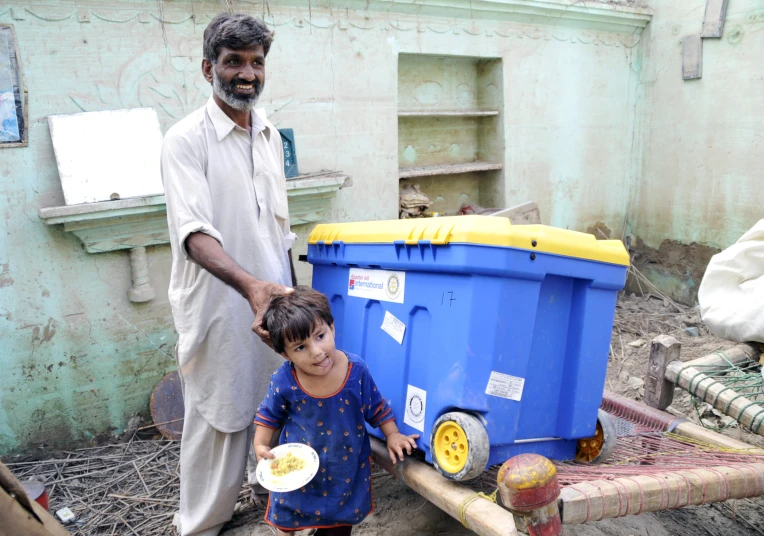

{"left": 253, "top": 286, "right": 419, "bottom": 535}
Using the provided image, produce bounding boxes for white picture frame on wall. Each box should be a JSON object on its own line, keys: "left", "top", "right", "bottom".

{"left": 0, "top": 23, "right": 27, "bottom": 148}
{"left": 48, "top": 108, "right": 165, "bottom": 205}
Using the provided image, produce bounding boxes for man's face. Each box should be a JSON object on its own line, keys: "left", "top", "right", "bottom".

{"left": 203, "top": 44, "right": 265, "bottom": 112}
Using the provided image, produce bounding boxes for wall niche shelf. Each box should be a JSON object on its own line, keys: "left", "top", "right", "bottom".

{"left": 399, "top": 161, "right": 503, "bottom": 179}
{"left": 398, "top": 110, "right": 499, "bottom": 118}
{"left": 397, "top": 54, "right": 505, "bottom": 217}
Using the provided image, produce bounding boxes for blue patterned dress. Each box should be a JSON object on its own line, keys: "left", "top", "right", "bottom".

{"left": 254, "top": 353, "right": 394, "bottom": 531}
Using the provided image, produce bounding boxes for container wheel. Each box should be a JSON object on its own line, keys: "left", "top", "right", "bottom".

{"left": 430, "top": 412, "right": 490, "bottom": 481}
{"left": 575, "top": 409, "right": 617, "bottom": 463}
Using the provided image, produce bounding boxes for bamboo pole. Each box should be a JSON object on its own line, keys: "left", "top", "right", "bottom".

{"left": 559, "top": 462, "right": 764, "bottom": 524}
{"left": 370, "top": 438, "right": 518, "bottom": 536}
{"left": 674, "top": 421, "right": 764, "bottom": 452}
{"left": 674, "top": 344, "right": 757, "bottom": 369}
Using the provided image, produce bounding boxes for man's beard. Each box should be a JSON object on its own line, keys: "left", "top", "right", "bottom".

{"left": 212, "top": 68, "right": 263, "bottom": 112}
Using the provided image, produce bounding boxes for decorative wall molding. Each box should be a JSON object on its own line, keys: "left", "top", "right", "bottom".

{"left": 309, "top": 0, "right": 652, "bottom": 31}
{"left": 1, "top": 1, "right": 651, "bottom": 46}
{"left": 66, "top": 47, "right": 212, "bottom": 131}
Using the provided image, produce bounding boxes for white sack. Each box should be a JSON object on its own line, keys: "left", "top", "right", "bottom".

{"left": 699, "top": 219, "right": 764, "bottom": 342}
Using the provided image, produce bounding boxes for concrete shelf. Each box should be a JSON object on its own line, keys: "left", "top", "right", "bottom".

{"left": 39, "top": 171, "right": 351, "bottom": 302}
{"left": 398, "top": 161, "right": 503, "bottom": 179}
{"left": 39, "top": 195, "right": 169, "bottom": 303}
{"left": 398, "top": 110, "right": 499, "bottom": 118}
{"left": 286, "top": 171, "right": 352, "bottom": 226}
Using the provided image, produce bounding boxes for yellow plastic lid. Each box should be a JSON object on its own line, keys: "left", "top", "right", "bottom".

{"left": 308, "top": 215, "right": 630, "bottom": 266}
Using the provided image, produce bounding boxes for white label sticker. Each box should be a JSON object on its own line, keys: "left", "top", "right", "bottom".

{"left": 381, "top": 310, "right": 406, "bottom": 344}
{"left": 404, "top": 384, "right": 427, "bottom": 432}
{"left": 485, "top": 371, "right": 525, "bottom": 401}
{"left": 348, "top": 268, "right": 405, "bottom": 304}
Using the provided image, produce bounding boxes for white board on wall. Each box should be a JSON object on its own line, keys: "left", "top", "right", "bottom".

{"left": 48, "top": 108, "right": 164, "bottom": 205}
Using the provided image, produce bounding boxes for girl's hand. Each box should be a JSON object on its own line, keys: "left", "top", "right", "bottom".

{"left": 386, "top": 432, "right": 419, "bottom": 464}
{"left": 255, "top": 444, "right": 276, "bottom": 463}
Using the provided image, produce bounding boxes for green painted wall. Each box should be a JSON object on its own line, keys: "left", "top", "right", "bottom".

{"left": 626, "top": 0, "right": 764, "bottom": 302}
{"left": 634, "top": 0, "right": 764, "bottom": 249}
{"left": 0, "top": 0, "right": 646, "bottom": 453}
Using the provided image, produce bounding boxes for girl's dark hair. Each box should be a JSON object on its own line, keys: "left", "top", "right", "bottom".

{"left": 203, "top": 13, "right": 274, "bottom": 64}
{"left": 262, "top": 286, "right": 335, "bottom": 354}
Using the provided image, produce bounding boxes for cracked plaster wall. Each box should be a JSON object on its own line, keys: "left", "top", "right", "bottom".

{"left": 630, "top": 0, "right": 764, "bottom": 304}
{"left": 0, "top": 0, "right": 644, "bottom": 453}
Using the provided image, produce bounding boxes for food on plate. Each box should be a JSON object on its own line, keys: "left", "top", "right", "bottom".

{"left": 271, "top": 452, "right": 305, "bottom": 477}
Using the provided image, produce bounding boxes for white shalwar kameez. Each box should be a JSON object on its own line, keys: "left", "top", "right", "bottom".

{"left": 161, "top": 97, "right": 294, "bottom": 536}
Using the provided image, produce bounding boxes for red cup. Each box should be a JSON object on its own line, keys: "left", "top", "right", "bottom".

{"left": 21, "top": 479, "right": 49, "bottom": 511}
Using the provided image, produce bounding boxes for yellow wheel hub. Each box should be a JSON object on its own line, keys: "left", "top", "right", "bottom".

{"left": 433, "top": 421, "right": 469, "bottom": 474}
{"left": 576, "top": 421, "right": 604, "bottom": 462}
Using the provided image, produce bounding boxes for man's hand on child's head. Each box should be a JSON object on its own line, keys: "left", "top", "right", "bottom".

{"left": 245, "top": 280, "right": 294, "bottom": 344}
{"left": 255, "top": 444, "right": 276, "bottom": 463}
{"left": 386, "top": 432, "right": 419, "bottom": 465}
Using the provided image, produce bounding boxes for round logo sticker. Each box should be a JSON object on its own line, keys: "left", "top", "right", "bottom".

{"left": 386, "top": 274, "right": 401, "bottom": 300}
{"left": 407, "top": 394, "right": 425, "bottom": 424}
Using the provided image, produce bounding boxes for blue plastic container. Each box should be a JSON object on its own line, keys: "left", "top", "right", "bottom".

{"left": 308, "top": 216, "right": 628, "bottom": 473}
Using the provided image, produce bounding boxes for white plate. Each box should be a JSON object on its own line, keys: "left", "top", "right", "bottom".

{"left": 256, "top": 443, "right": 320, "bottom": 493}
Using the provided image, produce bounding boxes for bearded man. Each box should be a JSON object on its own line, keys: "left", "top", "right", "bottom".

{"left": 160, "top": 13, "right": 296, "bottom": 536}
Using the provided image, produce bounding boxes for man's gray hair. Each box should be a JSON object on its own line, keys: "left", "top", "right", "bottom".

{"left": 203, "top": 13, "right": 274, "bottom": 63}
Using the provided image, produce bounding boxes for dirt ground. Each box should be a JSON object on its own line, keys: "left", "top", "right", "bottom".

{"left": 225, "top": 293, "right": 764, "bottom": 536}
{"left": 224, "top": 478, "right": 764, "bottom": 536}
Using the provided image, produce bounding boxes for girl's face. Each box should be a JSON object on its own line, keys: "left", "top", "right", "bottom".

{"left": 281, "top": 321, "right": 337, "bottom": 378}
